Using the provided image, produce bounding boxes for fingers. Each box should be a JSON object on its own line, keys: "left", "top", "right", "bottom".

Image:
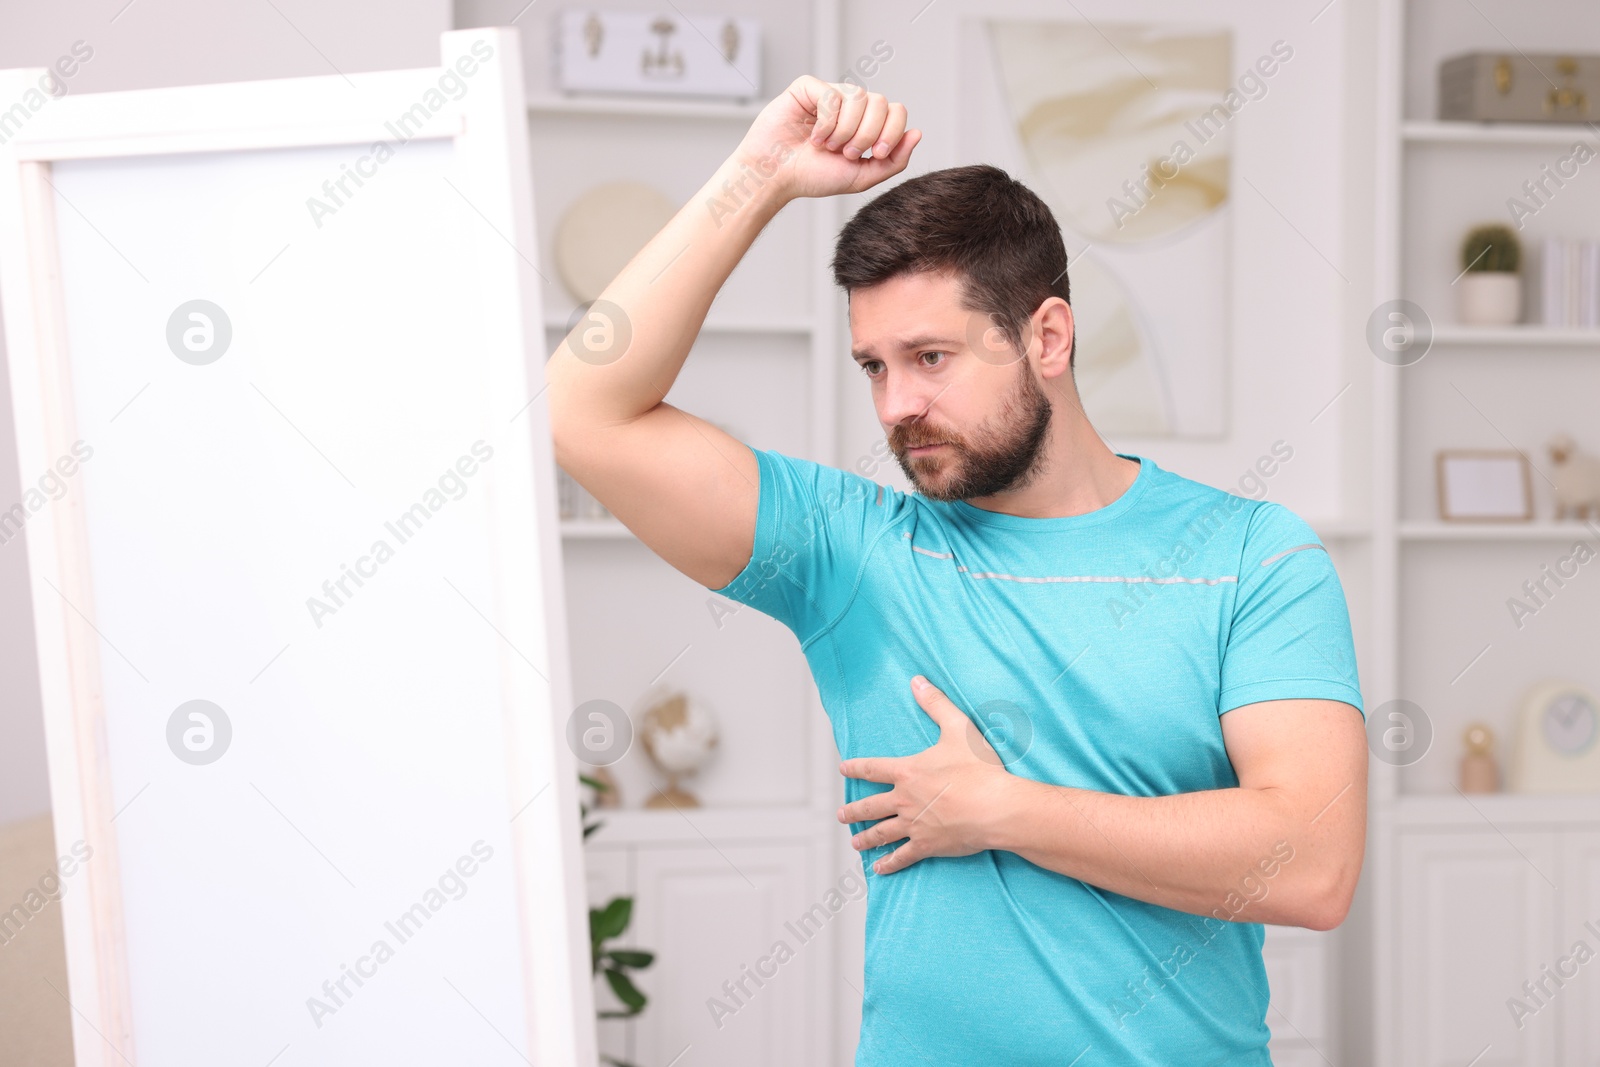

{"left": 839, "top": 756, "right": 899, "bottom": 784}
{"left": 873, "top": 840, "right": 918, "bottom": 874}
{"left": 851, "top": 126, "right": 922, "bottom": 187}
{"left": 791, "top": 76, "right": 912, "bottom": 165}
{"left": 850, "top": 815, "right": 909, "bottom": 851}
{"left": 911, "top": 673, "right": 968, "bottom": 733}
{"left": 808, "top": 84, "right": 844, "bottom": 148}
{"left": 842, "top": 91, "right": 888, "bottom": 159}
{"left": 837, "top": 791, "right": 895, "bottom": 825}
{"left": 826, "top": 84, "right": 871, "bottom": 151}
{"left": 869, "top": 101, "right": 908, "bottom": 160}
{"left": 877, "top": 127, "right": 922, "bottom": 171}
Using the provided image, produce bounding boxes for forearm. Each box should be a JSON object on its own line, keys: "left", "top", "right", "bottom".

{"left": 546, "top": 147, "right": 791, "bottom": 435}
{"left": 988, "top": 776, "right": 1350, "bottom": 930}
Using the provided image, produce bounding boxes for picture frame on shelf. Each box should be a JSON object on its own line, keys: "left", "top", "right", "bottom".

{"left": 1436, "top": 450, "right": 1534, "bottom": 522}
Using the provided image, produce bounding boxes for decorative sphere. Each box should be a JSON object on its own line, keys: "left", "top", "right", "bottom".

{"left": 640, "top": 692, "right": 719, "bottom": 777}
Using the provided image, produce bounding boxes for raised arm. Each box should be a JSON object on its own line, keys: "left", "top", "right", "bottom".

{"left": 545, "top": 76, "right": 921, "bottom": 589}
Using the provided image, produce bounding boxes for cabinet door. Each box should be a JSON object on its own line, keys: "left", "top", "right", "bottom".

{"left": 1397, "top": 830, "right": 1559, "bottom": 1067}
{"left": 631, "top": 843, "right": 818, "bottom": 1067}
{"left": 1558, "top": 829, "right": 1600, "bottom": 1067}
{"left": 1262, "top": 925, "right": 1329, "bottom": 1054}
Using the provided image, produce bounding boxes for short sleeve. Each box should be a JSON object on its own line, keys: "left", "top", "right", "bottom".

{"left": 1218, "top": 501, "right": 1364, "bottom": 718}
{"left": 709, "top": 446, "right": 889, "bottom": 646}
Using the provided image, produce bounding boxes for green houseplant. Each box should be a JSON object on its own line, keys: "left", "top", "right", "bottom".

{"left": 1458, "top": 223, "right": 1523, "bottom": 327}
{"left": 580, "top": 773, "right": 655, "bottom": 1067}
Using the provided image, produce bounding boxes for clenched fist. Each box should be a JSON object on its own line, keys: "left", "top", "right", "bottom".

{"left": 733, "top": 74, "right": 922, "bottom": 202}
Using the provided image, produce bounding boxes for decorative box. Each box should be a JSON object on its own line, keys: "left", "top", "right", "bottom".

{"left": 553, "top": 9, "right": 762, "bottom": 102}
{"left": 1438, "top": 52, "right": 1597, "bottom": 123}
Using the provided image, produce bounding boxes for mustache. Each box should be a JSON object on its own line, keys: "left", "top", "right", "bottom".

{"left": 892, "top": 428, "right": 957, "bottom": 449}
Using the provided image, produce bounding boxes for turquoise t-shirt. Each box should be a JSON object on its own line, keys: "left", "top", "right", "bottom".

{"left": 710, "top": 446, "right": 1364, "bottom": 1066}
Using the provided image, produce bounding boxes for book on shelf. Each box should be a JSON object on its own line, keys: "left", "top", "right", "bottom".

{"left": 1526, "top": 237, "right": 1600, "bottom": 328}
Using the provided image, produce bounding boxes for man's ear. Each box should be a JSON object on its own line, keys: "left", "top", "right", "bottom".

{"left": 1035, "top": 297, "right": 1074, "bottom": 380}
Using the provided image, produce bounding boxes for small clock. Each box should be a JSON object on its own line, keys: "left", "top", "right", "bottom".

{"left": 1508, "top": 680, "right": 1600, "bottom": 792}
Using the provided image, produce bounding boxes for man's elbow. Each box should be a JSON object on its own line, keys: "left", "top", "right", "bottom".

{"left": 1299, "top": 857, "right": 1362, "bottom": 932}
{"left": 1300, "top": 893, "right": 1349, "bottom": 933}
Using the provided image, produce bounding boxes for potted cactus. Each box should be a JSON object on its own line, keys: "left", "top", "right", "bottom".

{"left": 1457, "top": 223, "right": 1522, "bottom": 326}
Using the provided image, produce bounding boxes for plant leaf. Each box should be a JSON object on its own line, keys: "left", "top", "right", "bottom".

{"left": 604, "top": 949, "right": 654, "bottom": 969}
{"left": 592, "top": 896, "right": 632, "bottom": 940}
{"left": 604, "top": 967, "right": 647, "bottom": 1011}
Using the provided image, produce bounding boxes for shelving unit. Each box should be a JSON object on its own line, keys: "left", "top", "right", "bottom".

{"left": 1370, "top": 3, "right": 1600, "bottom": 1064}
{"left": 515, "top": 4, "right": 852, "bottom": 1064}
{"left": 522, "top": 28, "right": 842, "bottom": 767}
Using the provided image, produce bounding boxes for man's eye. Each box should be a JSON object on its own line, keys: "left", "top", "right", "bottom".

{"left": 859, "top": 361, "right": 883, "bottom": 376}
{"left": 920, "top": 351, "right": 946, "bottom": 366}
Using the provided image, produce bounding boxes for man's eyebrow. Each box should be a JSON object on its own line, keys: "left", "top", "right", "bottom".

{"left": 850, "top": 334, "right": 962, "bottom": 361}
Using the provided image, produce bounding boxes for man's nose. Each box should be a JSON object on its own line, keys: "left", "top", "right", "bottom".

{"left": 878, "top": 367, "right": 937, "bottom": 426}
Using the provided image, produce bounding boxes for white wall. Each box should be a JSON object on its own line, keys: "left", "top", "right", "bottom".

{"left": 0, "top": 0, "right": 452, "bottom": 823}
{"left": 835, "top": 0, "right": 1362, "bottom": 523}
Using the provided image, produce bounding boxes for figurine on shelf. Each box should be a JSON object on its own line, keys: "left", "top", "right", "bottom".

{"left": 1459, "top": 722, "right": 1500, "bottom": 793}
{"left": 1548, "top": 433, "right": 1600, "bottom": 521}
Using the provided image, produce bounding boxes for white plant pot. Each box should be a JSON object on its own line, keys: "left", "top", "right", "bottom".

{"left": 1457, "top": 272, "right": 1522, "bottom": 326}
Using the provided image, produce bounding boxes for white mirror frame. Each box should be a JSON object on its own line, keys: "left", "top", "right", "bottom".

{"left": 0, "top": 28, "right": 597, "bottom": 1067}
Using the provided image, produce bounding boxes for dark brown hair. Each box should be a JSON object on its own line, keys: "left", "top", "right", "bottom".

{"left": 830, "top": 163, "right": 1073, "bottom": 369}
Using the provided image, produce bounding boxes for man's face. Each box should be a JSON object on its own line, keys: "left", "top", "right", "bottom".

{"left": 849, "top": 271, "right": 1053, "bottom": 503}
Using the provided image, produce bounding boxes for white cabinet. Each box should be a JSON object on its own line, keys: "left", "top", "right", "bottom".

{"left": 631, "top": 844, "right": 818, "bottom": 1066}
{"left": 1395, "top": 828, "right": 1562, "bottom": 1066}
{"left": 582, "top": 810, "right": 831, "bottom": 1066}
{"left": 1558, "top": 831, "right": 1600, "bottom": 1067}
{"left": 1262, "top": 925, "right": 1332, "bottom": 1061}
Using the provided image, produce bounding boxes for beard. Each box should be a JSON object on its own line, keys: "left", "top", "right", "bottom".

{"left": 889, "top": 359, "right": 1054, "bottom": 503}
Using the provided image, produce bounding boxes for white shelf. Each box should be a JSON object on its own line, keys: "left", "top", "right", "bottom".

{"left": 528, "top": 94, "right": 763, "bottom": 121}
{"left": 582, "top": 805, "right": 824, "bottom": 846}
{"left": 1309, "top": 520, "right": 1372, "bottom": 540}
{"left": 1431, "top": 326, "right": 1600, "bottom": 347}
{"left": 1402, "top": 120, "right": 1600, "bottom": 147}
{"left": 544, "top": 311, "right": 813, "bottom": 335}
{"left": 1398, "top": 521, "right": 1600, "bottom": 541}
{"left": 1390, "top": 792, "right": 1600, "bottom": 827}
{"left": 561, "top": 519, "right": 632, "bottom": 539}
